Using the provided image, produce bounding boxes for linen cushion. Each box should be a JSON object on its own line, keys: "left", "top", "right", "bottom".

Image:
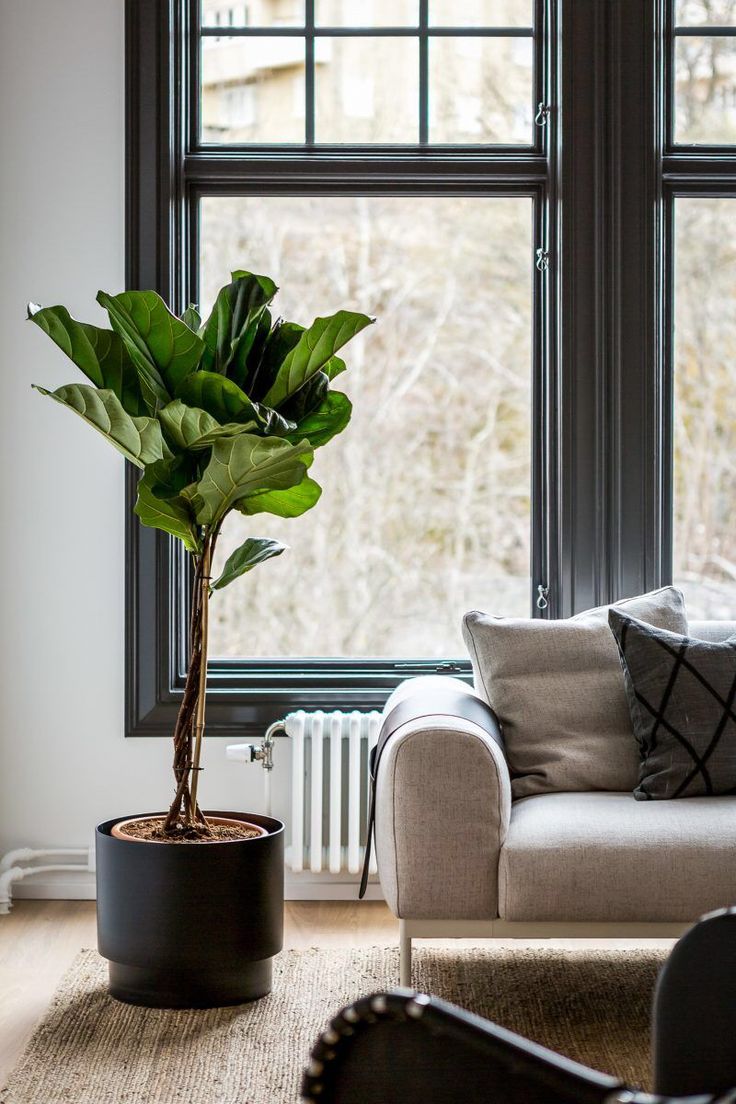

{"left": 689, "top": 620, "right": 736, "bottom": 644}
{"left": 462, "top": 587, "right": 687, "bottom": 798}
{"left": 608, "top": 610, "right": 736, "bottom": 800}
{"left": 499, "top": 791, "right": 736, "bottom": 922}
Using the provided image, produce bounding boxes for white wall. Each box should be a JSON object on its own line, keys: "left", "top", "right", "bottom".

{"left": 0, "top": 1, "right": 266, "bottom": 882}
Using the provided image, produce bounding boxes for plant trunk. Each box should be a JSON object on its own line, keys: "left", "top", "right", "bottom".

{"left": 163, "top": 533, "right": 214, "bottom": 837}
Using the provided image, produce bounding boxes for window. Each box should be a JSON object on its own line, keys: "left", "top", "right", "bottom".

{"left": 673, "top": 198, "right": 736, "bottom": 618}
{"left": 199, "top": 0, "right": 535, "bottom": 146}
{"left": 126, "top": 0, "right": 670, "bottom": 736}
{"left": 196, "top": 0, "right": 543, "bottom": 671}
{"left": 673, "top": 0, "right": 736, "bottom": 142}
{"left": 668, "top": 1, "right": 736, "bottom": 618}
{"left": 201, "top": 194, "right": 533, "bottom": 659}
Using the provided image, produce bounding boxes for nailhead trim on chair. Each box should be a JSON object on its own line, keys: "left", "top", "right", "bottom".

{"left": 301, "top": 991, "right": 429, "bottom": 1101}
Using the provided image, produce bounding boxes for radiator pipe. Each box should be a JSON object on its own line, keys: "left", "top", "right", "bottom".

{"left": 0, "top": 846, "right": 89, "bottom": 873}
{"left": 0, "top": 862, "right": 91, "bottom": 915}
{"left": 261, "top": 719, "right": 286, "bottom": 817}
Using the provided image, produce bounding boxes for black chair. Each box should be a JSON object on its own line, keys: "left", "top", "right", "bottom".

{"left": 302, "top": 909, "right": 736, "bottom": 1104}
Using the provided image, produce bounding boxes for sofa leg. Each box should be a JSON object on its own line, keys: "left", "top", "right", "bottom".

{"left": 400, "top": 919, "right": 412, "bottom": 987}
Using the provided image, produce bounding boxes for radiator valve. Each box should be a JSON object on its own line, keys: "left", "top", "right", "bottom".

{"left": 226, "top": 742, "right": 273, "bottom": 769}
{"left": 226, "top": 719, "right": 285, "bottom": 772}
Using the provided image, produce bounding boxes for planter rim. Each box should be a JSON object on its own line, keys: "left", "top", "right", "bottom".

{"left": 97, "top": 810, "right": 285, "bottom": 846}
{"left": 110, "top": 814, "right": 268, "bottom": 844}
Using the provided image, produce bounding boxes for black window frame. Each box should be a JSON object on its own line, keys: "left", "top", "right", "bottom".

{"left": 661, "top": 3, "right": 736, "bottom": 591}
{"left": 126, "top": 0, "right": 668, "bottom": 738}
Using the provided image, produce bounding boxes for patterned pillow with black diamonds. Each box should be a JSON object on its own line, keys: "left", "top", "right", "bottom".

{"left": 608, "top": 609, "right": 736, "bottom": 800}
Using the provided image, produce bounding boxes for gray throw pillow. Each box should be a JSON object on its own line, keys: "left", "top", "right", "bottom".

{"left": 462, "top": 587, "right": 688, "bottom": 799}
{"left": 608, "top": 609, "right": 736, "bottom": 800}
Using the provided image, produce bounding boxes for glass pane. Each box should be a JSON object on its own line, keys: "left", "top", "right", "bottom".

{"left": 316, "top": 0, "right": 418, "bottom": 25}
{"left": 675, "top": 0, "right": 736, "bottom": 25}
{"left": 202, "top": 0, "right": 304, "bottom": 27}
{"left": 201, "top": 37, "right": 305, "bottom": 142}
{"left": 675, "top": 36, "right": 736, "bottom": 143}
{"left": 430, "top": 36, "right": 533, "bottom": 143}
{"left": 431, "top": 0, "right": 533, "bottom": 26}
{"left": 673, "top": 198, "right": 736, "bottom": 619}
{"left": 315, "top": 37, "right": 418, "bottom": 142}
{"left": 200, "top": 196, "right": 533, "bottom": 658}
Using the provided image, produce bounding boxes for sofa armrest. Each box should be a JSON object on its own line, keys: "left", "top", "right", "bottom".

{"left": 374, "top": 677, "right": 511, "bottom": 920}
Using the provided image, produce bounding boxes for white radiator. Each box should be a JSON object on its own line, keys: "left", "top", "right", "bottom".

{"left": 286, "top": 710, "right": 382, "bottom": 876}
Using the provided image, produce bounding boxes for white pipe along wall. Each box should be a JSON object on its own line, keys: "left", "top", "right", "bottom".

{"left": 0, "top": 0, "right": 273, "bottom": 902}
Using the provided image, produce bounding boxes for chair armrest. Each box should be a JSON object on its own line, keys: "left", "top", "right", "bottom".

{"left": 374, "top": 677, "right": 511, "bottom": 920}
{"left": 302, "top": 990, "right": 632, "bottom": 1104}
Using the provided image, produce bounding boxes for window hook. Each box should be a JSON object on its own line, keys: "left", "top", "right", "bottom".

{"left": 534, "top": 102, "right": 551, "bottom": 127}
{"left": 535, "top": 247, "right": 550, "bottom": 272}
{"left": 536, "top": 584, "right": 549, "bottom": 611}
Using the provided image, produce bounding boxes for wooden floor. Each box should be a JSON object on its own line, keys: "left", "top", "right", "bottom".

{"left": 0, "top": 899, "right": 398, "bottom": 1087}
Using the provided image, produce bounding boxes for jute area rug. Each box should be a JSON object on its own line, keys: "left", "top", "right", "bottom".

{"left": 0, "top": 945, "right": 667, "bottom": 1104}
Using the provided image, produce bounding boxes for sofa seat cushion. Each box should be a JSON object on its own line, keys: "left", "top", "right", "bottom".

{"left": 499, "top": 791, "right": 736, "bottom": 922}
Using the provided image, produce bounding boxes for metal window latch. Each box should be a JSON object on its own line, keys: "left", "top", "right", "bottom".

{"left": 535, "top": 248, "right": 550, "bottom": 272}
{"left": 534, "top": 102, "right": 551, "bottom": 127}
{"left": 536, "top": 584, "right": 549, "bottom": 611}
{"left": 435, "top": 662, "right": 464, "bottom": 674}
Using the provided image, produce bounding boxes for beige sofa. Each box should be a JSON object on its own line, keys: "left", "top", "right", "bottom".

{"left": 374, "top": 618, "right": 736, "bottom": 985}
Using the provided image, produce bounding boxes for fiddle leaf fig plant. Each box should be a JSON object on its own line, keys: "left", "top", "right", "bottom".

{"left": 29, "top": 272, "right": 374, "bottom": 838}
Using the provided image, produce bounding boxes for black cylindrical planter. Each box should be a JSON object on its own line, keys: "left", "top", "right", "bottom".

{"left": 96, "top": 810, "right": 284, "bottom": 1008}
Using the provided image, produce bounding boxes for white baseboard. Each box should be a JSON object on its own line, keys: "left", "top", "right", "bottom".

{"left": 9, "top": 869, "right": 383, "bottom": 903}
{"left": 284, "top": 878, "right": 383, "bottom": 901}
{"left": 12, "top": 873, "right": 96, "bottom": 901}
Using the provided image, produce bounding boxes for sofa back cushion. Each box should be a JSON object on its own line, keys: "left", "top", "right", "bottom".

{"left": 462, "top": 587, "right": 687, "bottom": 799}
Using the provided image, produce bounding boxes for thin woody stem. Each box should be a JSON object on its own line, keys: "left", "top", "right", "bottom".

{"left": 189, "top": 536, "right": 212, "bottom": 817}
{"left": 163, "top": 547, "right": 205, "bottom": 834}
{"left": 162, "top": 524, "right": 221, "bottom": 837}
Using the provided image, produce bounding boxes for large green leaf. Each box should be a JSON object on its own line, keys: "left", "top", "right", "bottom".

{"left": 188, "top": 421, "right": 261, "bottom": 450}
{"left": 34, "top": 383, "right": 164, "bottom": 468}
{"left": 27, "top": 303, "right": 146, "bottom": 415}
{"left": 145, "top": 453, "right": 199, "bottom": 499}
{"left": 324, "top": 354, "right": 347, "bottom": 381}
{"left": 134, "top": 467, "right": 200, "bottom": 552}
{"left": 241, "top": 308, "right": 272, "bottom": 394}
{"left": 287, "top": 391, "right": 352, "bottom": 448}
{"left": 194, "top": 434, "right": 312, "bottom": 525}
{"left": 248, "top": 320, "right": 304, "bottom": 401}
{"left": 158, "top": 399, "right": 219, "bottom": 450}
{"left": 176, "top": 371, "right": 264, "bottom": 426}
{"left": 281, "top": 371, "right": 329, "bottom": 424}
{"left": 97, "top": 290, "right": 205, "bottom": 405}
{"left": 236, "top": 475, "right": 322, "bottom": 518}
{"left": 200, "top": 271, "right": 278, "bottom": 381}
{"left": 263, "top": 310, "right": 374, "bottom": 408}
{"left": 258, "top": 405, "right": 298, "bottom": 436}
{"left": 210, "top": 537, "right": 287, "bottom": 591}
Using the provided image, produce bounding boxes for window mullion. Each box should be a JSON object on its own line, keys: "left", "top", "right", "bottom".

{"left": 305, "top": 0, "right": 315, "bottom": 145}
{"left": 555, "top": 0, "right": 664, "bottom": 613}
{"left": 419, "top": 0, "right": 428, "bottom": 145}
